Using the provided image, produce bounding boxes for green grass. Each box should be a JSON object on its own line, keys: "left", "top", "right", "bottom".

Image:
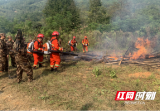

{"left": 1, "top": 59, "right": 160, "bottom": 110}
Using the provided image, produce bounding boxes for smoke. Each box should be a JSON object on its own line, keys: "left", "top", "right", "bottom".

{"left": 93, "top": 0, "right": 160, "bottom": 56}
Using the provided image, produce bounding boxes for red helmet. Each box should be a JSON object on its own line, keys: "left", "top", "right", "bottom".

{"left": 52, "top": 31, "right": 60, "bottom": 36}
{"left": 37, "top": 34, "right": 44, "bottom": 38}
{"left": 84, "top": 36, "right": 87, "bottom": 39}
{"left": 73, "top": 36, "right": 76, "bottom": 39}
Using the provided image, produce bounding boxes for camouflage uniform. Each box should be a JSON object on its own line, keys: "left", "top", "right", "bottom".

{"left": 6, "top": 40, "right": 16, "bottom": 67}
{"left": 0, "top": 34, "right": 8, "bottom": 72}
{"left": 13, "top": 30, "right": 33, "bottom": 83}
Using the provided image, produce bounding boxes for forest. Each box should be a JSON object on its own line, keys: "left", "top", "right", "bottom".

{"left": 1, "top": 0, "right": 160, "bottom": 50}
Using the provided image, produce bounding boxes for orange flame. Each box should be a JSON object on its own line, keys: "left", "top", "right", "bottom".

{"left": 108, "top": 56, "right": 118, "bottom": 61}
{"left": 130, "top": 38, "right": 152, "bottom": 60}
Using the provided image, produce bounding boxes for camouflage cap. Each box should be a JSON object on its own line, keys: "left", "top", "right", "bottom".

{"left": 0, "top": 33, "right": 6, "bottom": 37}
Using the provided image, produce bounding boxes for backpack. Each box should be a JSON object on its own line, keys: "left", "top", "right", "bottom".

{"left": 43, "top": 39, "right": 56, "bottom": 54}
{"left": 43, "top": 41, "right": 51, "bottom": 54}
{"left": 27, "top": 41, "right": 35, "bottom": 53}
{"left": 27, "top": 40, "right": 41, "bottom": 52}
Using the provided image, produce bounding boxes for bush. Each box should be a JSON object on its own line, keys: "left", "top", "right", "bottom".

{"left": 92, "top": 67, "right": 101, "bottom": 77}
{"left": 110, "top": 70, "right": 117, "bottom": 78}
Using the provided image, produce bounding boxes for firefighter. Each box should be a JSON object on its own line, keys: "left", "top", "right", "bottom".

{"left": 50, "top": 31, "right": 63, "bottom": 71}
{"left": 68, "top": 36, "right": 78, "bottom": 52}
{"left": 33, "top": 34, "right": 44, "bottom": 69}
{"left": 82, "top": 36, "right": 89, "bottom": 53}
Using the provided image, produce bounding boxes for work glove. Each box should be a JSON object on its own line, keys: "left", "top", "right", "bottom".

{"left": 59, "top": 47, "right": 63, "bottom": 51}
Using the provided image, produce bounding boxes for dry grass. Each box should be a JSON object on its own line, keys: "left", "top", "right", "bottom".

{"left": 0, "top": 59, "right": 160, "bottom": 110}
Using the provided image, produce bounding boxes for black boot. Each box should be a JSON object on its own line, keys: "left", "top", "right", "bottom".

{"left": 33, "top": 66, "right": 38, "bottom": 69}
{"left": 50, "top": 68, "right": 54, "bottom": 71}
{"left": 54, "top": 68, "right": 58, "bottom": 71}
{"left": 39, "top": 64, "right": 42, "bottom": 67}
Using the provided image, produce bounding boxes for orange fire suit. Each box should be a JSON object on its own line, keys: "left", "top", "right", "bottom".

{"left": 50, "top": 37, "right": 63, "bottom": 69}
{"left": 82, "top": 39, "right": 89, "bottom": 52}
{"left": 68, "top": 39, "right": 77, "bottom": 51}
{"left": 33, "top": 40, "right": 43, "bottom": 67}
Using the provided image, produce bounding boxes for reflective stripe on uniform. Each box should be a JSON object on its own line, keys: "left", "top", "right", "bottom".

{"left": 39, "top": 62, "right": 43, "bottom": 63}
{"left": 55, "top": 64, "right": 60, "bottom": 67}
{"left": 33, "top": 64, "right": 38, "bottom": 67}
{"left": 38, "top": 48, "right": 41, "bottom": 50}
{"left": 50, "top": 65, "right": 54, "bottom": 68}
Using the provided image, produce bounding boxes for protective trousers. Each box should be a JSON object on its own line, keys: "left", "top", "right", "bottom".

{"left": 50, "top": 52, "right": 61, "bottom": 68}
{"left": 33, "top": 53, "right": 43, "bottom": 67}
{"left": 83, "top": 46, "right": 88, "bottom": 52}
{"left": 70, "top": 46, "right": 75, "bottom": 51}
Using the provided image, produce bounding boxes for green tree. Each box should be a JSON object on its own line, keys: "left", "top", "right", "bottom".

{"left": 88, "top": 0, "right": 110, "bottom": 24}
{"left": 43, "top": 0, "right": 80, "bottom": 32}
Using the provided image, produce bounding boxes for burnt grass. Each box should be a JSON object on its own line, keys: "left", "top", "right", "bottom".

{"left": 1, "top": 56, "right": 160, "bottom": 110}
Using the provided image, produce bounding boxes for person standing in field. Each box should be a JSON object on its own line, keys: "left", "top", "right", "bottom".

{"left": 68, "top": 36, "right": 78, "bottom": 52}
{"left": 13, "top": 30, "right": 33, "bottom": 83}
{"left": 82, "top": 36, "right": 89, "bottom": 53}
{"left": 33, "top": 34, "right": 44, "bottom": 69}
{"left": 50, "top": 31, "right": 63, "bottom": 71}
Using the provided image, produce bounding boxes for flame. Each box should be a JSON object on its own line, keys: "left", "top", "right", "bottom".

{"left": 108, "top": 56, "right": 118, "bottom": 61}
{"left": 130, "top": 38, "right": 151, "bottom": 60}
{"left": 148, "top": 55, "right": 154, "bottom": 58}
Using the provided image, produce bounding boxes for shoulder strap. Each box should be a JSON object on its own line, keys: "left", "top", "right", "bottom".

{"left": 50, "top": 38, "right": 56, "bottom": 43}
{"left": 34, "top": 40, "right": 40, "bottom": 44}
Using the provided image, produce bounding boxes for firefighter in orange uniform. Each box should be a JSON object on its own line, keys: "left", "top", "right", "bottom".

{"left": 68, "top": 36, "right": 77, "bottom": 52}
{"left": 50, "top": 31, "right": 63, "bottom": 71}
{"left": 33, "top": 34, "right": 44, "bottom": 69}
{"left": 82, "top": 36, "right": 89, "bottom": 53}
